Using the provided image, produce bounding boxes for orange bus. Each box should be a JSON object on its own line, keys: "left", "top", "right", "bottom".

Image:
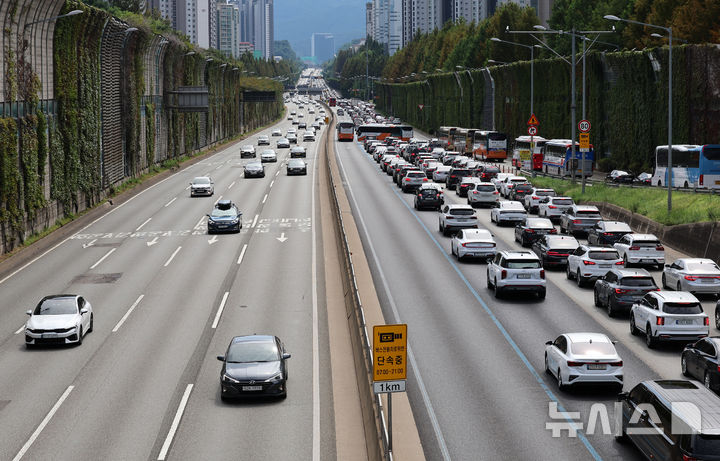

{"left": 336, "top": 121, "right": 355, "bottom": 141}
{"left": 472, "top": 130, "right": 508, "bottom": 162}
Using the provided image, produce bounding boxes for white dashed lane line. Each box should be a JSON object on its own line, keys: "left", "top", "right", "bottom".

{"left": 164, "top": 197, "right": 177, "bottom": 207}
{"left": 90, "top": 248, "right": 116, "bottom": 270}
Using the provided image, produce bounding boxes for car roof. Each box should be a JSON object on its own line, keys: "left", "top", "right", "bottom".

{"left": 676, "top": 258, "right": 717, "bottom": 265}
{"left": 550, "top": 196, "right": 573, "bottom": 200}
{"left": 650, "top": 291, "right": 700, "bottom": 303}
{"left": 643, "top": 380, "right": 720, "bottom": 433}
{"left": 580, "top": 245, "right": 618, "bottom": 252}
{"left": 574, "top": 205, "right": 600, "bottom": 211}
{"left": 611, "top": 268, "right": 652, "bottom": 277}
{"left": 231, "top": 335, "right": 276, "bottom": 345}
{"left": 565, "top": 332, "right": 612, "bottom": 344}
{"left": 627, "top": 233, "right": 659, "bottom": 240}
{"left": 500, "top": 250, "right": 539, "bottom": 259}
{"left": 500, "top": 201, "right": 525, "bottom": 208}
{"left": 447, "top": 204, "right": 473, "bottom": 210}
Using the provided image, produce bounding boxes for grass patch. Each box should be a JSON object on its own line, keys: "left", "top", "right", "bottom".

{"left": 528, "top": 177, "right": 720, "bottom": 226}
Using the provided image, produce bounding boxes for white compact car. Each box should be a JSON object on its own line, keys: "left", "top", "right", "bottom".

{"left": 451, "top": 229, "right": 496, "bottom": 261}
{"left": 25, "top": 295, "right": 94, "bottom": 347}
{"left": 614, "top": 233, "right": 665, "bottom": 269}
{"left": 662, "top": 258, "right": 720, "bottom": 295}
{"left": 490, "top": 201, "right": 528, "bottom": 226}
{"left": 257, "top": 135, "right": 270, "bottom": 145}
{"left": 190, "top": 176, "right": 214, "bottom": 196}
{"left": 538, "top": 196, "right": 575, "bottom": 221}
{"left": 487, "top": 250, "right": 546, "bottom": 299}
{"left": 566, "top": 245, "right": 623, "bottom": 287}
{"left": 630, "top": 291, "right": 710, "bottom": 348}
{"left": 545, "top": 332, "right": 624, "bottom": 390}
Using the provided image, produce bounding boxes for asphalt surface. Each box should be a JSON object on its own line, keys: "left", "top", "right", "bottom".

{"left": 0, "top": 101, "right": 335, "bottom": 460}
{"left": 333, "top": 116, "right": 719, "bottom": 461}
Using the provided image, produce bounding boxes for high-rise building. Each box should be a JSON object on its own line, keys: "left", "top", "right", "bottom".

{"left": 388, "top": 0, "right": 402, "bottom": 54}
{"left": 172, "top": 0, "right": 218, "bottom": 48}
{"left": 217, "top": 1, "right": 240, "bottom": 57}
{"left": 237, "top": 0, "right": 273, "bottom": 59}
{"left": 311, "top": 33, "right": 335, "bottom": 64}
{"left": 366, "top": 2, "right": 374, "bottom": 40}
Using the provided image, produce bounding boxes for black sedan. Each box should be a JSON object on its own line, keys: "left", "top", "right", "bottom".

{"left": 606, "top": 170, "right": 634, "bottom": 183}
{"left": 531, "top": 235, "right": 579, "bottom": 268}
{"left": 244, "top": 161, "right": 265, "bottom": 178}
{"left": 514, "top": 217, "right": 557, "bottom": 247}
{"left": 593, "top": 268, "right": 658, "bottom": 317}
{"left": 217, "top": 335, "right": 291, "bottom": 399}
{"left": 587, "top": 220, "right": 633, "bottom": 245}
{"left": 682, "top": 337, "right": 720, "bottom": 392}
{"left": 287, "top": 158, "right": 307, "bottom": 175}
{"left": 207, "top": 200, "right": 242, "bottom": 233}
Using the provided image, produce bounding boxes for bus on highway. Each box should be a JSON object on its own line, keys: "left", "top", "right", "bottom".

{"left": 336, "top": 121, "right": 355, "bottom": 141}
{"left": 512, "top": 136, "right": 547, "bottom": 170}
{"left": 437, "top": 126, "right": 460, "bottom": 151}
{"left": 328, "top": 97, "right": 336, "bottom": 107}
{"left": 356, "top": 124, "right": 413, "bottom": 142}
{"left": 651, "top": 144, "right": 720, "bottom": 188}
{"left": 472, "top": 130, "right": 508, "bottom": 162}
{"left": 542, "top": 139, "right": 594, "bottom": 177}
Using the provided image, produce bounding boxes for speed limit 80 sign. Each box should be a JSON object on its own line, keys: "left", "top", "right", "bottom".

{"left": 578, "top": 120, "right": 591, "bottom": 133}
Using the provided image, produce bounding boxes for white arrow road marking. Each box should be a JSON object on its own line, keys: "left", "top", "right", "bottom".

{"left": 276, "top": 233, "right": 288, "bottom": 243}
{"left": 208, "top": 236, "right": 218, "bottom": 245}
{"left": 194, "top": 216, "right": 205, "bottom": 229}
{"left": 82, "top": 239, "right": 97, "bottom": 249}
{"left": 135, "top": 218, "right": 152, "bottom": 231}
{"left": 146, "top": 237, "right": 159, "bottom": 247}
{"left": 13, "top": 386, "right": 75, "bottom": 461}
{"left": 164, "top": 197, "right": 177, "bottom": 207}
{"left": 90, "top": 248, "right": 116, "bottom": 269}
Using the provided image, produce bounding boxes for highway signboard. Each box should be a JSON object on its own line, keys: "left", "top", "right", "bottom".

{"left": 373, "top": 324, "right": 407, "bottom": 382}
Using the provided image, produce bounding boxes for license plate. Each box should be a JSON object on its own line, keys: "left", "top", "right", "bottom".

{"left": 242, "top": 385, "right": 263, "bottom": 391}
{"left": 517, "top": 274, "right": 531, "bottom": 279}
{"left": 42, "top": 333, "right": 58, "bottom": 339}
{"left": 676, "top": 319, "right": 694, "bottom": 325}
{"left": 599, "top": 264, "right": 611, "bottom": 268}
{"left": 641, "top": 259, "right": 654, "bottom": 263}
{"left": 587, "top": 364, "right": 607, "bottom": 370}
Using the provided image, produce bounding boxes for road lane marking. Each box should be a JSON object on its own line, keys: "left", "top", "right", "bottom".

{"left": 211, "top": 292, "right": 230, "bottom": 329}
{"left": 215, "top": 165, "right": 222, "bottom": 170}
{"left": 157, "top": 384, "right": 194, "bottom": 461}
{"left": 251, "top": 214, "right": 259, "bottom": 228}
{"left": 13, "top": 386, "right": 74, "bottom": 461}
{"left": 270, "top": 180, "right": 275, "bottom": 188}
{"left": 237, "top": 244, "right": 247, "bottom": 265}
{"left": 112, "top": 294, "right": 145, "bottom": 332}
{"left": 185, "top": 185, "right": 191, "bottom": 190}
{"left": 82, "top": 239, "right": 97, "bottom": 249}
{"left": 90, "top": 248, "right": 116, "bottom": 270}
{"left": 164, "top": 197, "right": 177, "bottom": 207}
{"left": 342, "top": 142, "right": 603, "bottom": 461}
{"left": 14, "top": 324, "right": 24, "bottom": 335}
{"left": 136, "top": 218, "right": 152, "bottom": 231}
{"left": 275, "top": 171, "right": 280, "bottom": 177}
{"left": 194, "top": 216, "right": 205, "bottom": 229}
{"left": 311, "top": 142, "right": 320, "bottom": 461}
{"left": 214, "top": 195, "right": 223, "bottom": 205}
{"left": 262, "top": 194, "right": 268, "bottom": 204}
{"left": 164, "top": 246, "right": 182, "bottom": 267}
{"left": 228, "top": 181, "right": 235, "bottom": 189}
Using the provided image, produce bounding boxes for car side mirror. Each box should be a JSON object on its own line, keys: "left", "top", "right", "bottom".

{"left": 216, "top": 355, "right": 225, "bottom": 362}
{"left": 545, "top": 340, "right": 552, "bottom": 346}
{"left": 80, "top": 308, "right": 89, "bottom": 314}
{"left": 664, "top": 264, "right": 670, "bottom": 268}
{"left": 282, "top": 353, "right": 292, "bottom": 359}
{"left": 617, "top": 391, "right": 628, "bottom": 402}
{"left": 206, "top": 214, "right": 211, "bottom": 217}
{"left": 26, "top": 310, "right": 32, "bottom": 316}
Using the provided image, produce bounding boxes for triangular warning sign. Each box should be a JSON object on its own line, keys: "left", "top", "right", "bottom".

{"left": 418, "top": 104, "right": 424, "bottom": 110}
{"left": 527, "top": 113, "right": 539, "bottom": 125}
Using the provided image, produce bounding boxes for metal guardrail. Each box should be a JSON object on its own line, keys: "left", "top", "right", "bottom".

{"left": 322, "top": 105, "right": 392, "bottom": 461}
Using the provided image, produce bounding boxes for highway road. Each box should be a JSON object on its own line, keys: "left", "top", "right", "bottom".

{"left": 332, "top": 115, "right": 718, "bottom": 460}
{"left": 0, "top": 100, "right": 334, "bottom": 460}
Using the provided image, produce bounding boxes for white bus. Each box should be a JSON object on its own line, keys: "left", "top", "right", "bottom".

{"left": 648, "top": 144, "right": 720, "bottom": 189}
{"left": 542, "top": 139, "right": 594, "bottom": 177}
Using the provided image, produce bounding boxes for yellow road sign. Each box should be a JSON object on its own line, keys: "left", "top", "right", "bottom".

{"left": 579, "top": 133, "right": 590, "bottom": 150}
{"left": 325, "top": 117, "right": 329, "bottom": 124}
{"left": 373, "top": 324, "right": 407, "bottom": 381}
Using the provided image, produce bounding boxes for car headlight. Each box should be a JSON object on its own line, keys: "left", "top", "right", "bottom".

{"left": 229, "top": 219, "right": 239, "bottom": 225}
{"left": 264, "top": 373, "right": 283, "bottom": 383}
{"left": 222, "top": 374, "right": 240, "bottom": 383}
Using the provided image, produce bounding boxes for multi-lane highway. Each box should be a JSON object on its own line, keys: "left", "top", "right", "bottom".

{"left": 0, "top": 100, "right": 335, "bottom": 460}
{"left": 332, "top": 114, "right": 717, "bottom": 460}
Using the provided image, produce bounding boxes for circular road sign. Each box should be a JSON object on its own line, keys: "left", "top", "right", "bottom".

{"left": 578, "top": 119, "right": 591, "bottom": 133}
{"left": 527, "top": 126, "right": 538, "bottom": 136}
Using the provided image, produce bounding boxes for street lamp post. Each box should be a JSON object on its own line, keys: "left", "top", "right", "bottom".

{"left": 490, "top": 37, "right": 537, "bottom": 119}
{"left": 605, "top": 15, "right": 673, "bottom": 212}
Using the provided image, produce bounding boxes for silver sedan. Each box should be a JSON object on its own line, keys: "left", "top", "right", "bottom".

{"left": 662, "top": 258, "right": 720, "bottom": 295}
{"left": 450, "top": 229, "right": 496, "bottom": 261}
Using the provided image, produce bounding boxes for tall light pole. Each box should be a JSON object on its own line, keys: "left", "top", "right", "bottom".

{"left": 490, "top": 37, "right": 538, "bottom": 118}
{"left": 605, "top": 15, "right": 673, "bottom": 212}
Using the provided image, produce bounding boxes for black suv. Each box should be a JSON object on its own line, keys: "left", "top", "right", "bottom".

{"left": 446, "top": 168, "right": 473, "bottom": 189}
{"left": 509, "top": 183, "right": 533, "bottom": 202}
{"left": 414, "top": 185, "right": 443, "bottom": 211}
{"left": 587, "top": 220, "right": 633, "bottom": 245}
{"left": 617, "top": 380, "right": 720, "bottom": 461}
{"left": 475, "top": 165, "right": 500, "bottom": 181}
{"left": 531, "top": 235, "right": 579, "bottom": 268}
{"left": 593, "top": 268, "right": 658, "bottom": 317}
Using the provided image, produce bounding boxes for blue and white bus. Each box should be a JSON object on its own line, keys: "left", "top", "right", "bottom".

{"left": 651, "top": 144, "right": 720, "bottom": 189}
{"left": 541, "top": 139, "right": 594, "bottom": 177}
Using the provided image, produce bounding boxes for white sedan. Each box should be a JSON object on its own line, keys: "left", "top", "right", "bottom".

{"left": 545, "top": 332, "right": 623, "bottom": 390}
{"left": 271, "top": 129, "right": 282, "bottom": 137}
{"left": 25, "top": 295, "right": 94, "bottom": 347}
{"left": 662, "top": 258, "right": 720, "bottom": 295}
{"left": 450, "top": 229, "right": 496, "bottom": 261}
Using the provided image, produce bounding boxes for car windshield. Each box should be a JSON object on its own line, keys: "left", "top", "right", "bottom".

{"left": 570, "top": 342, "right": 616, "bottom": 356}
{"left": 663, "top": 303, "right": 703, "bottom": 314}
{"left": 193, "top": 177, "right": 211, "bottom": 184}
{"left": 35, "top": 298, "right": 77, "bottom": 315}
{"left": 289, "top": 160, "right": 304, "bottom": 166}
{"left": 505, "top": 260, "right": 541, "bottom": 269}
{"left": 589, "top": 251, "right": 620, "bottom": 260}
{"left": 211, "top": 208, "right": 237, "bottom": 217}
{"left": 620, "top": 277, "right": 656, "bottom": 287}
{"left": 227, "top": 341, "right": 279, "bottom": 363}
{"left": 450, "top": 209, "right": 474, "bottom": 216}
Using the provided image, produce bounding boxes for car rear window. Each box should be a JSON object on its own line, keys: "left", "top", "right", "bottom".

{"left": 691, "top": 435, "right": 720, "bottom": 456}
{"left": 576, "top": 210, "right": 601, "bottom": 216}
{"left": 484, "top": 167, "right": 500, "bottom": 174}
{"left": 536, "top": 190, "right": 555, "bottom": 196}
{"left": 452, "top": 169, "right": 472, "bottom": 176}
{"left": 515, "top": 185, "right": 533, "bottom": 191}
{"left": 553, "top": 199, "right": 573, "bottom": 205}
{"left": 505, "top": 260, "right": 541, "bottom": 269}
{"left": 634, "top": 241, "right": 661, "bottom": 247}
{"left": 662, "top": 303, "right": 703, "bottom": 314}
{"left": 450, "top": 209, "right": 475, "bottom": 216}
{"left": 619, "top": 277, "right": 656, "bottom": 287}
{"left": 408, "top": 172, "right": 425, "bottom": 178}
{"left": 589, "top": 251, "right": 620, "bottom": 260}
{"left": 570, "top": 342, "right": 616, "bottom": 356}
{"left": 421, "top": 190, "right": 438, "bottom": 196}
{"left": 476, "top": 185, "right": 496, "bottom": 192}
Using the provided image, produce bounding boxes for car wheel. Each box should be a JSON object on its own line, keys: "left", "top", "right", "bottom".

{"left": 630, "top": 315, "right": 640, "bottom": 336}
{"left": 607, "top": 299, "right": 616, "bottom": 318}
{"left": 715, "top": 306, "right": 720, "bottom": 329}
{"left": 537, "top": 288, "right": 546, "bottom": 300}
{"left": 486, "top": 271, "right": 493, "bottom": 289}
{"left": 681, "top": 354, "right": 690, "bottom": 377}
{"left": 566, "top": 264, "right": 574, "bottom": 280}
{"left": 615, "top": 424, "right": 628, "bottom": 443}
{"left": 559, "top": 223, "right": 565, "bottom": 234}
{"left": 594, "top": 290, "right": 602, "bottom": 307}
{"left": 544, "top": 353, "right": 551, "bottom": 375}
{"left": 623, "top": 255, "right": 631, "bottom": 268}
{"left": 576, "top": 270, "right": 584, "bottom": 288}
{"left": 645, "top": 325, "right": 656, "bottom": 348}
{"left": 557, "top": 369, "right": 565, "bottom": 390}
{"left": 439, "top": 221, "right": 443, "bottom": 232}
{"left": 414, "top": 201, "right": 419, "bottom": 210}
{"left": 705, "top": 372, "right": 712, "bottom": 390}
{"left": 677, "top": 281, "right": 682, "bottom": 292}
{"left": 88, "top": 314, "right": 94, "bottom": 333}
{"left": 494, "top": 280, "right": 502, "bottom": 298}
{"left": 76, "top": 327, "right": 83, "bottom": 346}
{"left": 661, "top": 273, "right": 667, "bottom": 288}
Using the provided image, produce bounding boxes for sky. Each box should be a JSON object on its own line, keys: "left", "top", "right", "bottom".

{"left": 274, "top": 0, "right": 367, "bottom": 60}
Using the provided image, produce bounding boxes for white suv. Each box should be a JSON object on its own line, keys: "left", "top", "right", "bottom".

{"left": 614, "top": 233, "right": 665, "bottom": 269}
{"left": 630, "top": 291, "right": 709, "bottom": 348}
{"left": 538, "top": 196, "right": 574, "bottom": 221}
{"left": 467, "top": 182, "right": 500, "bottom": 208}
{"left": 487, "top": 250, "right": 546, "bottom": 299}
{"left": 566, "top": 245, "right": 623, "bottom": 287}
{"left": 498, "top": 175, "right": 529, "bottom": 198}
{"left": 438, "top": 204, "right": 478, "bottom": 236}
{"left": 524, "top": 188, "right": 556, "bottom": 213}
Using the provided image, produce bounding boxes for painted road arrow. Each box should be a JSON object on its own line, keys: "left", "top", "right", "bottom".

{"left": 82, "top": 239, "right": 97, "bottom": 249}
{"left": 146, "top": 237, "right": 159, "bottom": 247}
{"left": 208, "top": 236, "right": 219, "bottom": 245}
{"left": 276, "top": 233, "right": 288, "bottom": 243}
